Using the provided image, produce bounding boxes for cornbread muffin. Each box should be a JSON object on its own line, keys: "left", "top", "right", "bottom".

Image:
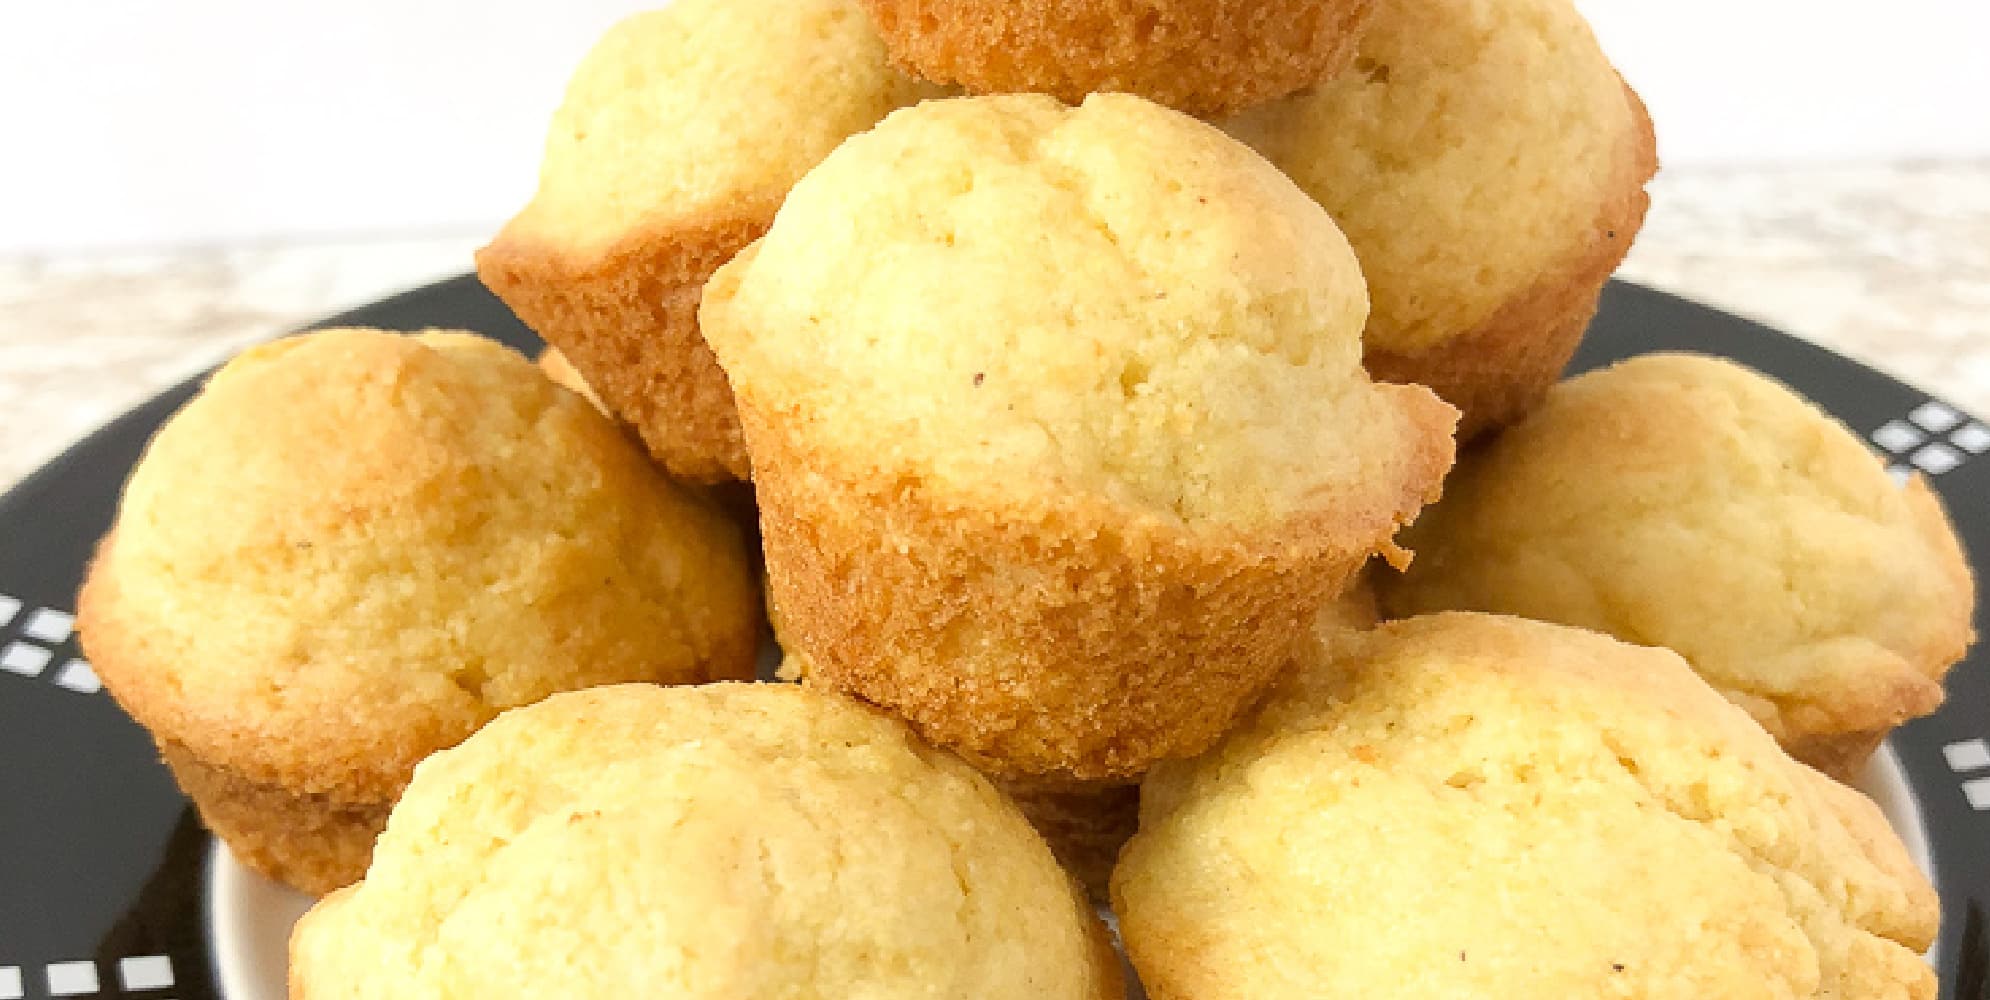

{"left": 1381, "top": 354, "right": 1976, "bottom": 780}
{"left": 1223, "top": 0, "right": 1657, "bottom": 437}
{"left": 78, "top": 329, "right": 759, "bottom": 894}
{"left": 536, "top": 345, "right": 607, "bottom": 416}
{"left": 289, "top": 683, "right": 1123, "bottom": 999}
{"left": 704, "top": 93, "right": 1457, "bottom": 782}
{"left": 1115, "top": 613, "right": 1940, "bottom": 999}
{"left": 478, "top": 0, "right": 939, "bottom": 483}
{"left": 858, "top": 0, "right": 1375, "bottom": 117}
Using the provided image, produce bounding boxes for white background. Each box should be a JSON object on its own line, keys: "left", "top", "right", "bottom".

{"left": 2, "top": 1, "right": 1987, "bottom": 253}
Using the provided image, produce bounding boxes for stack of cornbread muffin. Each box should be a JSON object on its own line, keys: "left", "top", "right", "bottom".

{"left": 76, "top": 0, "right": 1972, "bottom": 997}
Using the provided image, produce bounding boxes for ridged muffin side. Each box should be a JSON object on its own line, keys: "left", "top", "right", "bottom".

{"left": 857, "top": 0, "right": 1377, "bottom": 116}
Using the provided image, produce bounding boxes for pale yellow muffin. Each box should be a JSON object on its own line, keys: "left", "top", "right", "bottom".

{"left": 1223, "top": 0, "right": 1657, "bottom": 436}
{"left": 859, "top": 0, "right": 1375, "bottom": 117}
{"left": 1381, "top": 354, "right": 1976, "bottom": 780}
{"left": 1115, "top": 613, "right": 1940, "bottom": 1000}
{"left": 478, "top": 0, "right": 940, "bottom": 483}
{"left": 536, "top": 345, "right": 607, "bottom": 416}
{"left": 289, "top": 683, "right": 1123, "bottom": 999}
{"left": 704, "top": 93, "right": 1457, "bottom": 782}
{"left": 78, "top": 329, "right": 760, "bottom": 894}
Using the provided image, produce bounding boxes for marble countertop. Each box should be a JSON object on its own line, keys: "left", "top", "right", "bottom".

{"left": 1, "top": 160, "right": 1985, "bottom": 491}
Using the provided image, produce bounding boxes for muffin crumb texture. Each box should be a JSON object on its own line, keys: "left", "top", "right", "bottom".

{"left": 858, "top": 0, "right": 1377, "bottom": 116}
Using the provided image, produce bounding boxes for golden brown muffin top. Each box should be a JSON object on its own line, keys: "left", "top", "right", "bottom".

{"left": 501, "top": 0, "right": 937, "bottom": 257}
{"left": 289, "top": 683, "right": 1122, "bottom": 1000}
{"left": 1382, "top": 353, "right": 1975, "bottom": 749}
{"left": 83, "top": 330, "right": 759, "bottom": 801}
{"left": 1224, "top": 0, "right": 1647, "bottom": 354}
{"left": 1116, "top": 613, "right": 1939, "bottom": 1000}
{"left": 704, "top": 92, "right": 1456, "bottom": 530}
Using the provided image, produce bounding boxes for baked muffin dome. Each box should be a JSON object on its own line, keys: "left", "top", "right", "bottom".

{"left": 1381, "top": 353, "right": 1975, "bottom": 779}
{"left": 857, "top": 0, "right": 1376, "bottom": 117}
{"left": 78, "top": 329, "right": 760, "bottom": 893}
{"left": 704, "top": 93, "right": 1456, "bottom": 781}
{"left": 289, "top": 683, "right": 1123, "bottom": 1000}
{"left": 1223, "top": 0, "right": 1656, "bottom": 436}
{"left": 1115, "top": 613, "right": 1940, "bottom": 1000}
{"left": 709, "top": 93, "right": 1450, "bottom": 528}
{"left": 478, "top": 0, "right": 938, "bottom": 482}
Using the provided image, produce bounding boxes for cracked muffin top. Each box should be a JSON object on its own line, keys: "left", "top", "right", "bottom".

{"left": 702, "top": 92, "right": 1456, "bottom": 531}
{"left": 1115, "top": 613, "right": 1939, "bottom": 999}
{"left": 289, "top": 683, "right": 1122, "bottom": 999}
{"left": 1380, "top": 353, "right": 1974, "bottom": 761}
{"left": 80, "top": 329, "right": 759, "bottom": 801}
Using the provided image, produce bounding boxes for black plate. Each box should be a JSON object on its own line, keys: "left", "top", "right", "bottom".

{"left": 0, "top": 277, "right": 1983, "bottom": 999}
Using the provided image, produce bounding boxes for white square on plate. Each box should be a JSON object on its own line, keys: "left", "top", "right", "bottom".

{"left": 0, "top": 642, "right": 51, "bottom": 677}
{"left": 1871, "top": 420, "right": 1924, "bottom": 453}
{"left": 53, "top": 659, "right": 100, "bottom": 695}
{"left": 1965, "top": 777, "right": 1990, "bottom": 812}
{"left": 1910, "top": 401, "right": 1963, "bottom": 433}
{"left": 1943, "top": 739, "right": 1990, "bottom": 773}
{"left": 1911, "top": 443, "right": 1964, "bottom": 475}
{"left": 119, "top": 954, "right": 175, "bottom": 991}
{"left": 20, "top": 608, "right": 73, "bottom": 644}
{"left": 45, "top": 961, "right": 98, "bottom": 996}
{"left": 0, "top": 966, "right": 21, "bottom": 1000}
